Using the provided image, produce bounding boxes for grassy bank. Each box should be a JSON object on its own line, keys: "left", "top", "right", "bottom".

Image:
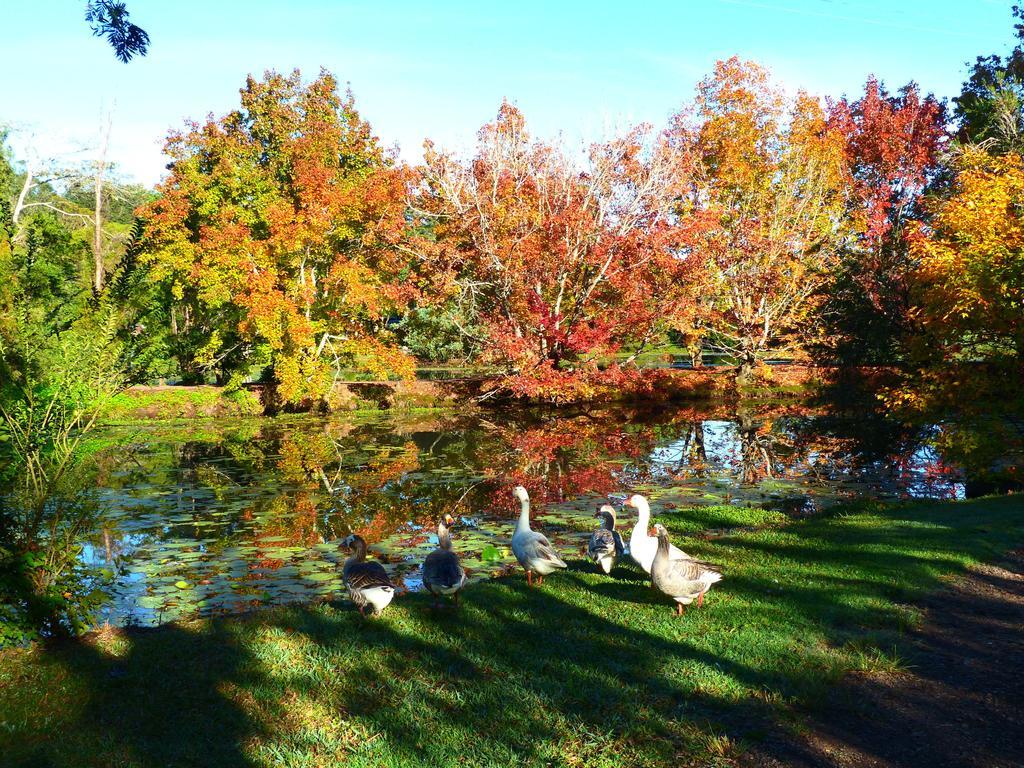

{"left": 96, "top": 365, "right": 868, "bottom": 423}
{"left": 2, "top": 495, "right": 1021, "bottom": 767}
{"left": 100, "top": 386, "right": 265, "bottom": 422}
{"left": 99, "top": 381, "right": 467, "bottom": 422}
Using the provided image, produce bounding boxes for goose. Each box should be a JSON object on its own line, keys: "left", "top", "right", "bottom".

{"left": 650, "top": 523, "right": 722, "bottom": 616}
{"left": 510, "top": 485, "right": 566, "bottom": 586}
{"left": 623, "top": 493, "right": 690, "bottom": 573}
{"left": 587, "top": 504, "right": 625, "bottom": 574}
{"left": 340, "top": 534, "right": 396, "bottom": 617}
{"left": 422, "top": 514, "right": 467, "bottom": 606}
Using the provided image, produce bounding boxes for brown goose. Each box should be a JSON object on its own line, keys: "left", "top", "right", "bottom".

{"left": 650, "top": 524, "right": 722, "bottom": 616}
{"left": 587, "top": 504, "right": 625, "bottom": 574}
{"left": 340, "top": 534, "right": 396, "bottom": 617}
{"left": 422, "top": 514, "right": 467, "bottom": 606}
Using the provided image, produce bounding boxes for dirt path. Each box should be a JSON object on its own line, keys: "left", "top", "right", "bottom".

{"left": 742, "top": 551, "right": 1024, "bottom": 768}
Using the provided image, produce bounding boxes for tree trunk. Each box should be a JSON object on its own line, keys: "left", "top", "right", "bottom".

{"left": 12, "top": 162, "right": 34, "bottom": 227}
{"left": 93, "top": 113, "right": 112, "bottom": 294}
{"left": 736, "top": 349, "right": 757, "bottom": 386}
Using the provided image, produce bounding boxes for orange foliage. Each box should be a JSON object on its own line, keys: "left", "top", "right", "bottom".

{"left": 139, "top": 70, "right": 426, "bottom": 402}
{"left": 668, "top": 58, "right": 850, "bottom": 376}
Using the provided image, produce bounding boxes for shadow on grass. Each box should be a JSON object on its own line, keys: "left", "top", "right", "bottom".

{"left": 5, "top": 622, "right": 257, "bottom": 768}
{"left": 4, "top": 495, "right": 1024, "bottom": 767}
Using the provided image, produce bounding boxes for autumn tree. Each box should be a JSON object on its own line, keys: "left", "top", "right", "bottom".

{"left": 820, "top": 78, "right": 947, "bottom": 363}
{"left": 420, "top": 103, "right": 695, "bottom": 399}
{"left": 668, "top": 58, "right": 849, "bottom": 382}
{"left": 910, "top": 147, "right": 1024, "bottom": 365}
{"left": 139, "top": 70, "right": 422, "bottom": 403}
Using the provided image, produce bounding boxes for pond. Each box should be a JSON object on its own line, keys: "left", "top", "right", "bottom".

{"left": 8, "top": 401, "right": 1018, "bottom": 631}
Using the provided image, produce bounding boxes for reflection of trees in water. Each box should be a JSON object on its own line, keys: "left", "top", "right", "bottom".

{"left": 0, "top": 442, "right": 115, "bottom": 643}
{"left": 733, "top": 410, "right": 783, "bottom": 485}
{"left": 774, "top": 414, "right": 975, "bottom": 498}
{"left": 468, "top": 407, "right": 712, "bottom": 509}
{"left": 640, "top": 408, "right": 970, "bottom": 494}
{"left": 8, "top": 402, "right": 1014, "bottom": 636}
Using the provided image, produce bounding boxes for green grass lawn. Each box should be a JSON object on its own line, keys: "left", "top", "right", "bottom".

{"left": 1, "top": 495, "right": 1022, "bottom": 767}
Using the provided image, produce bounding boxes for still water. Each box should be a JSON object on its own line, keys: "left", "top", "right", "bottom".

{"left": 52, "top": 402, "right": 988, "bottom": 629}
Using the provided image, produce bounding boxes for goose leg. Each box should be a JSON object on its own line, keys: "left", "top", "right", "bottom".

{"left": 527, "top": 570, "right": 533, "bottom": 587}
{"left": 358, "top": 605, "right": 366, "bottom": 618}
{"left": 675, "top": 603, "right": 685, "bottom": 617}
{"left": 697, "top": 591, "right": 705, "bottom": 608}
{"left": 536, "top": 574, "right": 544, "bottom": 586}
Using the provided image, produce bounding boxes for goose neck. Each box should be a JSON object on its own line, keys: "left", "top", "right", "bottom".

{"left": 635, "top": 500, "right": 650, "bottom": 527}
{"left": 437, "top": 521, "right": 452, "bottom": 550}
{"left": 655, "top": 531, "right": 670, "bottom": 555}
{"left": 347, "top": 537, "right": 367, "bottom": 563}
{"left": 516, "top": 497, "right": 531, "bottom": 530}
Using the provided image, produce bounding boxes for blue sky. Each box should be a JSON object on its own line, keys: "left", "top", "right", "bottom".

{"left": 1, "top": 0, "right": 1015, "bottom": 185}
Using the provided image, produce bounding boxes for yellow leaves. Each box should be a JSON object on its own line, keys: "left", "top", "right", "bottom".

{"left": 274, "top": 349, "right": 333, "bottom": 406}
{"left": 911, "top": 148, "right": 1024, "bottom": 356}
{"left": 194, "top": 330, "right": 224, "bottom": 368}
{"left": 335, "top": 337, "right": 416, "bottom": 382}
{"left": 672, "top": 59, "right": 851, "bottom": 362}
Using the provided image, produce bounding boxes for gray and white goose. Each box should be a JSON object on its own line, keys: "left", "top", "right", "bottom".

{"left": 650, "top": 523, "right": 722, "bottom": 616}
{"left": 422, "top": 514, "right": 467, "bottom": 606}
{"left": 587, "top": 504, "right": 625, "bottom": 574}
{"left": 510, "top": 485, "right": 567, "bottom": 586}
{"left": 341, "top": 534, "right": 396, "bottom": 617}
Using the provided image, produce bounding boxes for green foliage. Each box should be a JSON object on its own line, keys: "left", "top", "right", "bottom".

{"left": 0, "top": 296, "right": 126, "bottom": 645}
{"left": 105, "top": 219, "right": 182, "bottom": 383}
{"left": 85, "top": 1, "right": 149, "bottom": 62}
{"left": 815, "top": 256, "right": 910, "bottom": 364}
{"left": 396, "top": 306, "right": 475, "bottom": 363}
{"left": 0, "top": 135, "right": 142, "bottom": 646}
{"left": 955, "top": 4, "right": 1024, "bottom": 152}
{"left": 62, "top": 179, "right": 156, "bottom": 226}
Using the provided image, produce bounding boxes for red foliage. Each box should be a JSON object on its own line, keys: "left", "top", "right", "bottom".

{"left": 829, "top": 78, "right": 947, "bottom": 244}
{"left": 421, "top": 103, "right": 697, "bottom": 398}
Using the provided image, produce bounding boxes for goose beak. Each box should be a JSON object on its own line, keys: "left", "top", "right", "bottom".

{"left": 444, "top": 514, "right": 454, "bottom": 526}
{"left": 649, "top": 527, "right": 658, "bottom": 537}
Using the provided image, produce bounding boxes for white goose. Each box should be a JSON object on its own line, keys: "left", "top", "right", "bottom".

{"left": 510, "top": 486, "right": 567, "bottom": 586}
{"left": 623, "top": 494, "right": 689, "bottom": 573}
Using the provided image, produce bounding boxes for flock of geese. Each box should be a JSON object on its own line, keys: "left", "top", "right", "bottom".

{"left": 339, "top": 485, "right": 723, "bottom": 618}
